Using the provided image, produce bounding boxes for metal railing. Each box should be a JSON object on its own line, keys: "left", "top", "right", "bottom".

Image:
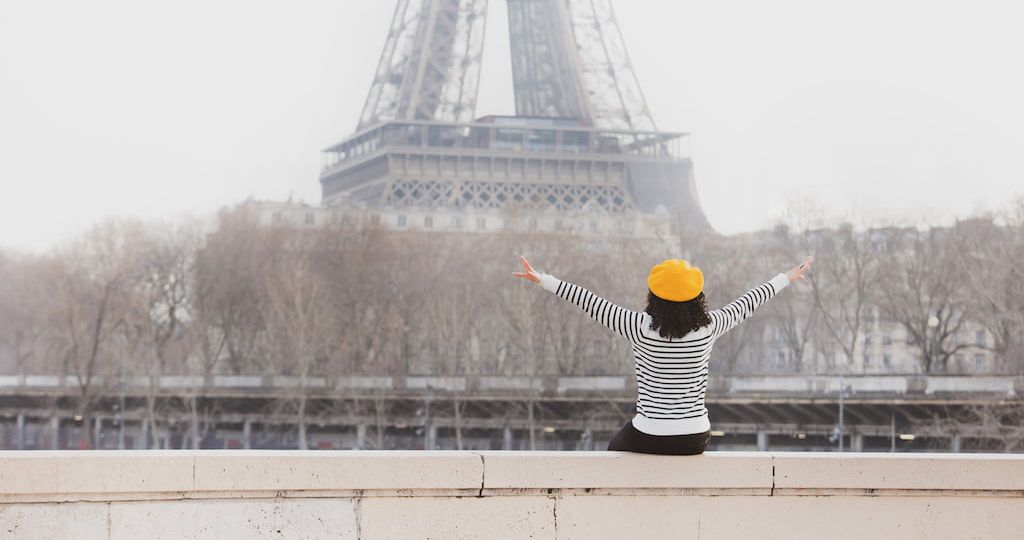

{"left": 1, "top": 374, "right": 1019, "bottom": 398}
{"left": 321, "top": 120, "right": 691, "bottom": 171}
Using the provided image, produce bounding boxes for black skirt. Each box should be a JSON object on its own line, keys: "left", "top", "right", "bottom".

{"left": 607, "top": 418, "right": 711, "bottom": 455}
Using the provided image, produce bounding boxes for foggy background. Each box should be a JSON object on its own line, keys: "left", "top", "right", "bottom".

{"left": 2, "top": 0, "right": 1023, "bottom": 251}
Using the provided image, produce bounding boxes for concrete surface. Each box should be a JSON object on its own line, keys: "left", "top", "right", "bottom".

{"left": 1, "top": 450, "right": 1022, "bottom": 539}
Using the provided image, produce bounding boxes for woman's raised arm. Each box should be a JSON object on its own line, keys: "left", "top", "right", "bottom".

{"left": 514, "top": 255, "right": 642, "bottom": 341}
{"left": 709, "top": 255, "right": 813, "bottom": 339}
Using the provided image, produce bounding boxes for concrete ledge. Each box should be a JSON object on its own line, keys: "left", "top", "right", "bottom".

{"left": 773, "top": 452, "right": 1023, "bottom": 492}
{"left": 0, "top": 450, "right": 484, "bottom": 502}
{"left": 2, "top": 450, "right": 1023, "bottom": 501}
{"left": 1, "top": 451, "right": 1023, "bottom": 539}
{"left": 478, "top": 450, "right": 773, "bottom": 493}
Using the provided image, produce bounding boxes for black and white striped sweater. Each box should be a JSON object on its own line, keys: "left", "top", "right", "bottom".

{"left": 538, "top": 271, "right": 790, "bottom": 436}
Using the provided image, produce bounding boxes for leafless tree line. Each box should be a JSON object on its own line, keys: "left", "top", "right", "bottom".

{"left": 1, "top": 197, "right": 1022, "bottom": 447}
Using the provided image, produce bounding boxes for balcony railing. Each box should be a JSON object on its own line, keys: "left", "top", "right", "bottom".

{"left": 1, "top": 374, "right": 1019, "bottom": 399}
{"left": 321, "top": 119, "right": 690, "bottom": 172}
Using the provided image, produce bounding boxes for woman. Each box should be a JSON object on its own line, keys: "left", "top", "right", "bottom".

{"left": 513, "top": 254, "right": 813, "bottom": 455}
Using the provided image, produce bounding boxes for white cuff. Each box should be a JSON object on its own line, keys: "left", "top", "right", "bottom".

{"left": 769, "top": 272, "right": 790, "bottom": 293}
{"left": 538, "top": 272, "right": 561, "bottom": 293}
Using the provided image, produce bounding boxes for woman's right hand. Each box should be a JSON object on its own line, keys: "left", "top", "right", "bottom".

{"left": 513, "top": 255, "right": 541, "bottom": 284}
{"left": 786, "top": 255, "right": 814, "bottom": 283}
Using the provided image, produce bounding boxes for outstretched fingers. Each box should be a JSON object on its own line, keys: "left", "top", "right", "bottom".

{"left": 514, "top": 255, "right": 540, "bottom": 282}
{"left": 796, "top": 256, "right": 813, "bottom": 280}
{"left": 520, "top": 255, "right": 537, "bottom": 274}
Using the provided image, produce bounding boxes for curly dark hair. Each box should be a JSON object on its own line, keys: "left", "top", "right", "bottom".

{"left": 645, "top": 290, "right": 712, "bottom": 340}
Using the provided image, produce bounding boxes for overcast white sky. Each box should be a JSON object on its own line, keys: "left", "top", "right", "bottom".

{"left": 2, "top": 0, "right": 1022, "bottom": 251}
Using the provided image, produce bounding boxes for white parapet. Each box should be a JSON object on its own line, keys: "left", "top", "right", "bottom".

{"left": 0, "top": 450, "right": 1022, "bottom": 539}
{"left": 925, "top": 376, "right": 1016, "bottom": 395}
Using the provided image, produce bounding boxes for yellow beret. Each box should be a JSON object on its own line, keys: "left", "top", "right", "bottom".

{"left": 647, "top": 259, "right": 704, "bottom": 302}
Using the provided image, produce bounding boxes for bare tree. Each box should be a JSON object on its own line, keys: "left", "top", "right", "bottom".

{"left": 0, "top": 253, "right": 52, "bottom": 374}
{"left": 45, "top": 220, "right": 142, "bottom": 448}
{"left": 257, "top": 240, "right": 335, "bottom": 449}
{"left": 123, "top": 221, "right": 199, "bottom": 448}
{"left": 693, "top": 232, "right": 769, "bottom": 373}
{"left": 876, "top": 226, "right": 974, "bottom": 373}
{"left": 912, "top": 402, "right": 1024, "bottom": 452}
{"left": 195, "top": 206, "right": 271, "bottom": 373}
{"left": 806, "top": 223, "right": 882, "bottom": 374}
{"left": 322, "top": 219, "right": 397, "bottom": 375}
{"left": 423, "top": 233, "right": 481, "bottom": 374}
{"left": 766, "top": 224, "right": 822, "bottom": 373}
{"left": 947, "top": 207, "right": 1024, "bottom": 374}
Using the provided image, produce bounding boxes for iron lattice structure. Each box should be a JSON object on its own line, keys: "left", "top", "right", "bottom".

{"left": 325, "top": 0, "right": 712, "bottom": 234}
{"left": 507, "top": 0, "right": 657, "bottom": 132}
{"left": 384, "top": 179, "right": 632, "bottom": 212}
{"left": 359, "top": 0, "right": 489, "bottom": 129}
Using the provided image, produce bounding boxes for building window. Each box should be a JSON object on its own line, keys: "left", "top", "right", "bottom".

{"left": 305, "top": 212, "right": 315, "bottom": 225}
{"left": 397, "top": 214, "right": 407, "bottom": 227}
{"left": 955, "top": 353, "right": 965, "bottom": 367}
{"left": 529, "top": 217, "right": 537, "bottom": 230}
{"left": 370, "top": 213, "right": 380, "bottom": 225}
{"left": 863, "top": 353, "right": 871, "bottom": 364}
{"left": 495, "top": 128, "right": 524, "bottom": 151}
{"left": 975, "top": 330, "right": 986, "bottom": 347}
{"left": 864, "top": 335, "right": 872, "bottom": 345}
{"left": 272, "top": 211, "right": 282, "bottom": 225}
{"left": 588, "top": 221, "right": 597, "bottom": 232}
{"left": 424, "top": 216, "right": 433, "bottom": 228}
{"left": 883, "top": 353, "right": 891, "bottom": 367}
{"left": 560, "top": 131, "right": 589, "bottom": 153}
{"left": 476, "top": 216, "right": 486, "bottom": 230}
{"left": 526, "top": 129, "right": 556, "bottom": 151}
{"left": 882, "top": 335, "right": 892, "bottom": 346}
{"left": 974, "top": 354, "right": 984, "bottom": 369}
{"left": 452, "top": 216, "right": 463, "bottom": 229}
{"left": 341, "top": 214, "right": 351, "bottom": 225}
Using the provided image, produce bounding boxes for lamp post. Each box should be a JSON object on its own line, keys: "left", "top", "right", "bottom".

{"left": 423, "top": 380, "right": 433, "bottom": 450}
{"left": 890, "top": 411, "right": 895, "bottom": 452}
{"left": 928, "top": 315, "right": 940, "bottom": 372}
{"left": 831, "top": 360, "right": 848, "bottom": 452}
{"left": 116, "top": 366, "right": 125, "bottom": 450}
{"left": 836, "top": 368, "right": 847, "bottom": 451}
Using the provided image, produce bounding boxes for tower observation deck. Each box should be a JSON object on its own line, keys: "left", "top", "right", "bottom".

{"left": 320, "top": 0, "right": 712, "bottom": 234}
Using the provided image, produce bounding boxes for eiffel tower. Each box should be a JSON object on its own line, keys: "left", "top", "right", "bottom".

{"left": 320, "top": 0, "right": 711, "bottom": 234}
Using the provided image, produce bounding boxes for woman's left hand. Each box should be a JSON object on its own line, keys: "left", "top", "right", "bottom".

{"left": 786, "top": 255, "right": 814, "bottom": 283}
{"left": 513, "top": 255, "right": 541, "bottom": 284}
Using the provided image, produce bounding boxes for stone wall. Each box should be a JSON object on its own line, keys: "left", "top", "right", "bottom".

{"left": 1, "top": 450, "right": 1022, "bottom": 539}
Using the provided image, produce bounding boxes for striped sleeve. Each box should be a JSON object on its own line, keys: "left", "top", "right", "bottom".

{"left": 709, "top": 273, "right": 790, "bottom": 340}
{"left": 538, "top": 272, "right": 642, "bottom": 341}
